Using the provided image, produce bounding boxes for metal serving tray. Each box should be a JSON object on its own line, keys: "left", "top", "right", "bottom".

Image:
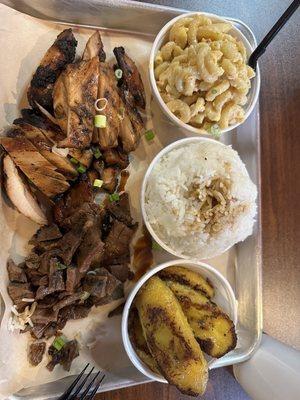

{"left": 1, "top": 1, "right": 262, "bottom": 398}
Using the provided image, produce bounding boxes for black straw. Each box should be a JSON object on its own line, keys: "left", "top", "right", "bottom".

{"left": 248, "top": 0, "right": 300, "bottom": 69}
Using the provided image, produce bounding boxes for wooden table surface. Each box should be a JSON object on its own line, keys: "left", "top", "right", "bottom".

{"left": 96, "top": 1, "right": 300, "bottom": 399}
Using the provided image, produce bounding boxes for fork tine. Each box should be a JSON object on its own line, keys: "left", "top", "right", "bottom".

{"left": 58, "top": 363, "right": 89, "bottom": 400}
{"left": 80, "top": 370, "right": 101, "bottom": 399}
{"left": 69, "top": 366, "right": 94, "bottom": 400}
{"left": 86, "top": 374, "right": 105, "bottom": 400}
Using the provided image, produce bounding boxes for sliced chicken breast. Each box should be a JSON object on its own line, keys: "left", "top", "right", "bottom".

{"left": 28, "top": 29, "right": 77, "bottom": 112}
{"left": 82, "top": 31, "right": 106, "bottom": 62}
{"left": 53, "top": 57, "right": 100, "bottom": 148}
{"left": 3, "top": 155, "right": 47, "bottom": 225}
{"left": 14, "top": 119, "right": 77, "bottom": 180}
{"left": 113, "top": 46, "right": 146, "bottom": 109}
{"left": 0, "top": 129, "right": 69, "bottom": 197}
{"left": 97, "top": 62, "right": 121, "bottom": 150}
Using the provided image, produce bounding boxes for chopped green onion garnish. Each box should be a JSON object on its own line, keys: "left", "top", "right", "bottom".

{"left": 92, "top": 146, "right": 102, "bottom": 159}
{"left": 80, "top": 291, "right": 90, "bottom": 301}
{"left": 70, "top": 157, "right": 79, "bottom": 165}
{"left": 93, "top": 179, "right": 103, "bottom": 188}
{"left": 109, "top": 193, "right": 120, "bottom": 202}
{"left": 77, "top": 164, "right": 86, "bottom": 174}
{"left": 152, "top": 241, "right": 162, "bottom": 251}
{"left": 94, "top": 115, "right": 107, "bottom": 128}
{"left": 115, "top": 69, "right": 123, "bottom": 80}
{"left": 52, "top": 336, "right": 66, "bottom": 351}
{"left": 145, "top": 130, "right": 155, "bottom": 141}
{"left": 211, "top": 89, "right": 218, "bottom": 94}
{"left": 56, "top": 262, "right": 67, "bottom": 270}
{"left": 210, "top": 124, "right": 221, "bottom": 139}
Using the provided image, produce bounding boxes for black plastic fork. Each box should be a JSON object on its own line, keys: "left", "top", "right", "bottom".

{"left": 58, "top": 364, "right": 105, "bottom": 400}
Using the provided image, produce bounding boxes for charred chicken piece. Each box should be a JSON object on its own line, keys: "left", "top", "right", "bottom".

{"left": 2, "top": 154, "right": 48, "bottom": 225}
{"left": 20, "top": 109, "right": 94, "bottom": 167}
{"left": 28, "top": 29, "right": 77, "bottom": 112}
{"left": 14, "top": 119, "right": 77, "bottom": 180}
{"left": 53, "top": 56, "right": 99, "bottom": 148}
{"left": 118, "top": 86, "right": 144, "bottom": 152}
{"left": 102, "top": 167, "right": 119, "bottom": 193}
{"left": 102, "top": 148, "right": 129, "bottom": 169}
{"left": 82, "top": 30, "right": 106, "bottom": 62}
{"left": 97, "top": 62, "right": 121, "bottom": 150}
{"left": 113, "top": 46, "right": 146, "bottom": 109}
{"left": 0, "top": 129, "right": 69, "bottom": 198}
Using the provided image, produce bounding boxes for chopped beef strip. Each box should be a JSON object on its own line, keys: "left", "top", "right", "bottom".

{"left": 77, "top": 224, "right": 104, "bottom": 273}
{"left": 56, "top": 229, "right": 84, "bottom": 265}
{"left": 57, "top": 305, "right": 90, "bottom": 330}
{"left": 35, "top": 271, "right": 65, "bottom": 300}
{"left": 31, "top": 307, "right": 59, "bottom": 325}
{"left": 25, "top": 268, "right": 48, "bottom": 287}
{"left": 31, "top": 323, "right": 58, "bottom": 340}
{"left": 47, "top": 339, "right": 79, "bottom": 372}
{"left": 54, "top": 179, "right": 93, "bottom": 226}
{"left": 52, "top": 292, "right": 83, "bottom": 312}
{"left": 37, "top": 295, "right": 59, "bottom": 309}
{"left": 31, "top": 224, "right": 62, "bottom": 242}
{"left": 28, "top": 341, "right": 46, "bottom": 366}
{"left": 103, "top": 220, "right": 136, "bottom": 264}
{"left": 107, "top": 193, "right": 135, "bottom": 227}
{"left": 62, "top": 202, "right": 103, "bottom": 231}
{"left": 25, "top": 252, "right": 40, "bottom": 270}
{"left": 7, "top": 283, "right": 35, "bottom": 312}
{"left": 65, "top": 267, "right": 82, "bottom": 292}
{"left": 83, "top": 274, "right": 107, "bottom": 299}
{"left": 83, "top": 268, "right": 124, "bottom": 306}
{"left": 39, "top": 250, "right": 61, "bottom": 275}
{"left": 106, "top": 264, "right": 131, "bottom": 282}
{"left": 7, "top": 259, "right": 27, "bottom": 283}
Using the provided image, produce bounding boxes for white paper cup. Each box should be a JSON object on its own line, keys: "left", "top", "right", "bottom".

{"left": 141, "top": 136, "right": 233, "bottom": 259}
{"left": 121, "top": 259, "right": 238, "bottom": 383}
{"left": 149, "top": 12, "right": 260, "bottom": 135}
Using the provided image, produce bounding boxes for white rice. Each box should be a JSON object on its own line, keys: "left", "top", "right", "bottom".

{"left": 144, "top": 141, "right": 257, "bottom": 259}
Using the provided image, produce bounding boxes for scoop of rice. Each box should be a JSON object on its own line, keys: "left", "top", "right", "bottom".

{"left": 144, "top": 140, "right": 257, "bottom": 259}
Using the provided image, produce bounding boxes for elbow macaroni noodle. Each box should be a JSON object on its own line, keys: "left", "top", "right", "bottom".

{"left": 154, "top": 15, "right": 255, "bottom": 133}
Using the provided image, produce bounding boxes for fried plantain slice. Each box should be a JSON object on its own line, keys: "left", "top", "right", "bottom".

{"left": 128, "top": 308, "right": 160, "bottom": 374}
{"left": 164, "top": 280, "right": 211, "bottom": 305}
{"left": 158, "top": 266, "right": 215, "bottom": 298}
{"left": 135, "top": 276, "right": 208, "bottom": 396}
{"left": 178, "top": 299, "right": 237, "bottom": 358}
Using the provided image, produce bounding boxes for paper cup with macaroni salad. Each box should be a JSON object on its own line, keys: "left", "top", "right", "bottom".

{"left": 149, "top": 12, "right": 260, "bottom": 137}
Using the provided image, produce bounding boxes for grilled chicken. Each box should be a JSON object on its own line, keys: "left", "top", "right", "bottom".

{"left": 118, "top": 85, "right": 144, "bottom": 152}
{"left": 28, "top": 29, "right": 77, "bottom": 112}
{"left": 14, "top": 119, "right": 77, "bottom": 180}
{"left": 0, "top": 128, "right": 69, "bottom": 197}
{"left": 3, "top": 155, "right": 47, "bottom": 225}
{"left": 53, "top": 56, "right": 99, "bottom": 148}
{"left": 97, "top": 62, "right": 121, "bottom": 149}
{"left": 20, "top": 109, "right": 93, "bottom": 167}
{"left": 113, "top": 46, "right": 146, "bottom": 109}
{"left": 82, "top": 31, "right": 106, "bottom": 62}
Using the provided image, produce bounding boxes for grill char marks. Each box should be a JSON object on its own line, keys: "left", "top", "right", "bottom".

{"left": 28, "top": 29, "right": 77, "bottom": 112}
{"left": 113, "top": 46, "right": 146, "bottom": 109}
